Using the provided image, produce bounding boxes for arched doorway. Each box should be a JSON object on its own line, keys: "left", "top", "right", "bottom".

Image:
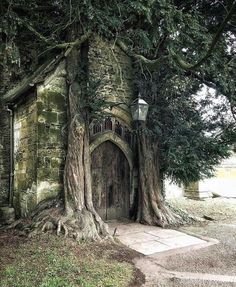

{"left": 91, "top": 141, "right": 130, "bottom": 221}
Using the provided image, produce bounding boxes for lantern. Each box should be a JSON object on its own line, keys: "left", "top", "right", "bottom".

{"left": 130, "top": 94, "right": 149, "bottom": 121}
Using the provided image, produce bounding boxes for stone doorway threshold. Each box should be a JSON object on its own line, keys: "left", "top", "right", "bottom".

{"left": 108, "top": 222, "right": 218, "bottom": 256}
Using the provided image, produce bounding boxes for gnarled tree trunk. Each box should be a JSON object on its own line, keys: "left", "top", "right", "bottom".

{"left": 3, "top": 36, "right": 195, "bottom": 238}
{"left": 17, "top": 36, "right": 110, "bottom": 240}
{"left": 62, "top": 39, "right": 109, "bottom": 240}
{"left": 135, "top": 126, "right": 181, "bottom": 227}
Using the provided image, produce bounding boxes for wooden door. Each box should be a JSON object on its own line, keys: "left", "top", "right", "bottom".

{"left": 91, "top": 141, "right": 130, "bottom": 221}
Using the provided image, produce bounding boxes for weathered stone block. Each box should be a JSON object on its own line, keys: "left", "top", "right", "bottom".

{"left": 51, "top": 157, "right": 62, "bottom": 168}
{"left": 0, "top": 111, "right": 10, "bottom": 205}
{"left": 36, "top": 181, "right": 62, "bottom": 203}
{"left": 57, "top": 112, "right": 67, "bottom": 124}
{"left": 0, "top": 207, "right": 15, "bottom": 225}
{"left": 38, "top": 111, "right": 58, "bottom": 124}
{"left": 47, "top": 91, "right": 66, "bottom": 111}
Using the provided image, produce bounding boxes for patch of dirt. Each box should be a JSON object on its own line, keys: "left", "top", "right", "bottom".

{"left": 68, "top": 240, "right": 145, "bottom": 287}
{"left": 0, "top": 230, "right": 28, "bottom": 272}
{"left": 106, "top": 242, "right": 145, "bottom": 287}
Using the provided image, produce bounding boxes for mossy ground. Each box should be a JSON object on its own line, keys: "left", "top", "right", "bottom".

{"left": 0, "top": 231, "right": 145, "bottom": 287}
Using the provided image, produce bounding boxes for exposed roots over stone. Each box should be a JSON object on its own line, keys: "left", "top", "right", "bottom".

{"left": 3, "top": 198, "right": 111, "bottom": 241}
{"left": 137, "top": 199, "right": 200, "bottom": 228}
{"left": 1, "top": 199, "right": 201, "bottom": 238}
{"left": 136, "top": 130, "right": 202, "bottom": 229}
{"left": 165, "top": 202, "right": 202, "bottom": 226}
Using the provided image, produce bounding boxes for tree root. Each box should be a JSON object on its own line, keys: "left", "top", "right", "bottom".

{"left": 1, "top": 199, "right": 111, "bottom": 241}
{"left": 138, "top": 199, "right": 201, "bottom": 228}
{"left": 27, "top": 206, "right": 111, "bottom": 241}
{"left": 166, "top": 202, "right": 203, "bottom": 226}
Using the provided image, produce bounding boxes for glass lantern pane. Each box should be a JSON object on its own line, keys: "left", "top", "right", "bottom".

{"left": 138, "top": 105, "right": 149, "bottom": 121}
{"left": 130, "top": 98, "right": 149, "bottom": 121}
{"left": 131, "top": 105, "right": 139, "bottom": 121}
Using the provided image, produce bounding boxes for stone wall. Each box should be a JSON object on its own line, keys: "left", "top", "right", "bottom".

{"left": 13, "top": 62, "right": 67, "bottom": 217}
{"left": 13, "top": 95, "right": 37, "bottom": 216}
{"left": 89, "top": 36, "right": 134, "bottom": 125}
{"left": 165, "top": 151, "right": 236, "bottom": 199}
{"left": 36, "top": 61, "right": 67, "bottom": 203}
{"left": 10, "top": 38, "right": 134, "bottom": 216}
{"left": 0, "top": 110, "right": 10, "bottom": 205}
{"left": 198, "top": 152, "right": 236, "bottom": 198}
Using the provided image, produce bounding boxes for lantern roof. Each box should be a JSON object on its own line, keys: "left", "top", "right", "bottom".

{"left": 131, "top": 94, "right": 148, "bottom": 106}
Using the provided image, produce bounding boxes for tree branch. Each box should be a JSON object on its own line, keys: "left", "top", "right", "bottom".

{"left": 15, "top": 12, "right": 92, "bottom": 59}
{"left": 117, "top": 39, "right": 168, "bottom": 68}
{"left": 171, "top": 0, "right": 236, "bottom": 70}
{"left": 186, "top": 71, "right": 217, "bottom": 90}
{"left": 1, "top": 32, "right": 92, "bottom": 103}
{"left": 39, "top": 31, "right": 92, "bottom": 58}
{"left": 15, "top": 14, "right": 52, "bottom": 45}
{"left": 187, "top": 71, "right": 236, "bottom": 121}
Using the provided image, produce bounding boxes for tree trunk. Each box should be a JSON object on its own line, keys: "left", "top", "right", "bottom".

{"left": 21, "top": 35, "right": 110, "bottom": 240}
{"left": 4, "top": 36, "right": 196, "bottom": 237}
{"left": 62, "top": 39, "right": 109, "bottom": 240}
{"left": 135, "top": 125, "right": 180, "bottom": 227}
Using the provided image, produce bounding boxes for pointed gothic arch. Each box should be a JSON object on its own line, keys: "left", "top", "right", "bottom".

{"left": 89, "top": 131, "right": 133, "bottom": 170}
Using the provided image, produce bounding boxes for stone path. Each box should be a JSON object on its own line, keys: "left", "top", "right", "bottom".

{"left": 135, "top": 256, "right": 236, "bottom": 286}
{"left": 109, "top": 222, "right": 232, "bottom": 286}
{"left": 108, "top": 222, "right": 216, "bottom": 256}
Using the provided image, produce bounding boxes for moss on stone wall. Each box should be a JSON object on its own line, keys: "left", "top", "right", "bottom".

{"left": 36, "top": 61, "right": 67, "bottom": 204}
{"left": 0, "top": 111, "right": 10, "bottom": 205}
{"left": 89, "top": 36, "right": 134, "bottom": 123}
{"left": 9, "top": 38, "right": 134, "bottom": 216}
{"left": 13, "top": 95, "right": 37, "bottom": 217}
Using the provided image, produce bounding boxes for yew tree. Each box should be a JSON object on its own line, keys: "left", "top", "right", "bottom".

{"left": 0, "top": 0, "right": 235, "bottom": 238}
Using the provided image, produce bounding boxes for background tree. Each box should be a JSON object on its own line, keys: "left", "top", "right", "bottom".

{"left": 0, "top": 0, "right": 235, "bottom": 236}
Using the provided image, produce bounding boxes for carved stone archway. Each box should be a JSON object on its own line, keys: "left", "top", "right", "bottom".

{"left": 90, "top": 131, "right": 133, "bottom": 170}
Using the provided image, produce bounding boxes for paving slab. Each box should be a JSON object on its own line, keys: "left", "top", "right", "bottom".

{"left": 109, "top": 222, "right": 215, "bottom": 256}
{"left": 221, "top": 223, "right": 236, "bottom": 228}
{"left": 117, "top": 232, "right": 158, "bottom": 245}
{"left": 146, "top": 229, "right": 184, "bottom": 239}
{"left": 129, "top": 240, "right": 170, "bottom": 255}
{"left": 109, "top": 222, "right": 159, "bottom": 235}
{"left": 157, "top": 234, "right": 205, "bottom": 248}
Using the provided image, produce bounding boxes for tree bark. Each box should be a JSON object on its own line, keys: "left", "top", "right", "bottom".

{"left": 135, "top": 125, "right": 180, "bottom": 227}
{"left": 62, "top": 36, "right": 109, "bottom": 240}
{"left": 3, "top": 34, "right": 197, "bottom": 237}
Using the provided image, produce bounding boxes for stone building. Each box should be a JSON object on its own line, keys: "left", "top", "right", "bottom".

{"left": 164, "top": 148, "right": 236, "bottom": 199}
{"left": 184, "top": 150, "right": 236, "bottom": 199}
{"left": 0, "top": 37, "right": 136, "bottom": 222}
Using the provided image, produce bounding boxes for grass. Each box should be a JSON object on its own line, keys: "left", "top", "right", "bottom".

{"left": 168, "top": 197, "right": 236, "bottom": 221}
{"left": 0, "top": 234, "right": 138, "bottom": 287}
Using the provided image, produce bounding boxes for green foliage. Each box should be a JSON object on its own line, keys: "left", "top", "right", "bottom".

{"left": 0, "top": 0, "right": 235, "bottom": 184}
{"left": 136, "top": 67, "right": 235, "bottom": 184}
